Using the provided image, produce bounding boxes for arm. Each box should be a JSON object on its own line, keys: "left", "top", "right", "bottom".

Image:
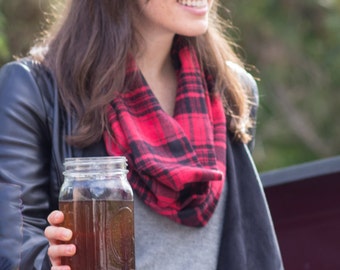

{"left": 0, "top": 61, "right": 53, "bottom": 269}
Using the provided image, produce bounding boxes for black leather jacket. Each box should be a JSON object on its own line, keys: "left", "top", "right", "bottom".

{"left": 0, "top": 60, "right": 283, "bottom": 270}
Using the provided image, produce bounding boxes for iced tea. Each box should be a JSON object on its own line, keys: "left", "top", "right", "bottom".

{"left": 59, "top": 199, "right": 135, "bottom": 270}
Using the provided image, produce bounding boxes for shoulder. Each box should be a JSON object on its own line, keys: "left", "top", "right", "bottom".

{"left": 0, "top": 60, "right": 35, "bottom": 86}
{"left": 226, "top": 62, "right": 259, "bottom": 152}
{"left": 0, "top": 58, "right": 53, "bottom": 89}
{"left": 0, "top": 60, "right": 40, "bottom": 108}
{"left": 0, "top": 59, "right": 44, "bottom": 95}
{"left": 0, "top": 58, "right": 55, "bottom": 121}
{"left": 226, "top": 61, "right": 259, "bottom": 106}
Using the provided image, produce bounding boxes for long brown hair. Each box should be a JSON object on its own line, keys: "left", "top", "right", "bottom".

{"left": 31, "top": 0, "right": 253, "bottom": 148}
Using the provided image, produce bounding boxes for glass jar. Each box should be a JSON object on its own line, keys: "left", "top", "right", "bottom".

{"left": 59, "top": 156, "right": 135, "bottom": 270}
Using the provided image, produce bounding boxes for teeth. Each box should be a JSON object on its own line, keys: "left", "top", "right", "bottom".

{"left": 178, "top": 0, "right": 206, "bottom": 8}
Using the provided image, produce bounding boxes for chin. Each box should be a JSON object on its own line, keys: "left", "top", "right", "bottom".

{"left": 178, "top": 24, "right": 209, "bottom": 37}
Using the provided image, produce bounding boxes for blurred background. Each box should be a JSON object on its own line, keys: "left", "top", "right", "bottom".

{"left": 0, "top": 0, "right": 339, "bottom": 172}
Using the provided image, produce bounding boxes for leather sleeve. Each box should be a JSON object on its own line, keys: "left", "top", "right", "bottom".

{"left": 0, "top": 61, "right": 53, "bottom": 269}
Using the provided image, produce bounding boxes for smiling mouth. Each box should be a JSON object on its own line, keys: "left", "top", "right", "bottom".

{"left": 177, "top": 0, "right": 207, "bottom": 8}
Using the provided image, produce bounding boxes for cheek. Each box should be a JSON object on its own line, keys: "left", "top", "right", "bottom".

{"left": 145, "top": 4, "right": 175, "bottom": 25}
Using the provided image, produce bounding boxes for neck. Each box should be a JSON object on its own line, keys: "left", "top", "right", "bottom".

{"left": 135, "top": 33, "right": 178, "bottom": 116}
{"left": 135, "top": 32, "right": 175, "bottom": 78}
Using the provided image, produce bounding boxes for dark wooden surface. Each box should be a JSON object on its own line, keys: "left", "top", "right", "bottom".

{"left": 261, "top": 156, "right": 340, "bottom": 270}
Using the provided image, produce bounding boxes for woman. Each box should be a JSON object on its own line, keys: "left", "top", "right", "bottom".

{"left": 0, "top": 0, "right": 284, "bottom": 269}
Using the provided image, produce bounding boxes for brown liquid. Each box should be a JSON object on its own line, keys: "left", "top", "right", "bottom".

{"left": 59, "top": 200, "right": 135, "bottom": 270}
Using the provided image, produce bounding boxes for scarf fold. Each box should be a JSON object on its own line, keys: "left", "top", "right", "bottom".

{"left": 104, "top": 39, "right": 227, "bottom": 227}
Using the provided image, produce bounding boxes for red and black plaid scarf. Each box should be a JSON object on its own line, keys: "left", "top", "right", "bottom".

{"left": 104, "top": 40, "right": 226, "bottom": 227}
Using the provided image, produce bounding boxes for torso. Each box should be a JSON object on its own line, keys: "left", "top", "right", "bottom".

{"left": 134, "top": 179, "right": 227, "bottom": 270}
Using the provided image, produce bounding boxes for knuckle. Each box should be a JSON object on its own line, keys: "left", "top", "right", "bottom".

{"left": 44, "top": 225, "right": 53, "bottom": 238}
{"left": 45, "top": 226, "right": 71, "bottom": 242}
{"left": 48, "top": 243, "right": 75, "bottom": 258}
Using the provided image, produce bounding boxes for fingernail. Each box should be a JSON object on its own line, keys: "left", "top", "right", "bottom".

{"left": 66, "top": 245, "right": 75, "bottom": 255}
{"left": 54, "top": 211, "right": 62, "bottom": 220}
{"left": 63, "top": 230, "right": 72, "bottom": 240}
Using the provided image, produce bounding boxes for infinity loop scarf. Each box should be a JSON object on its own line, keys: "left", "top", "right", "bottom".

{"left": 104, "top": 41, "right": 226, "bottom": 227}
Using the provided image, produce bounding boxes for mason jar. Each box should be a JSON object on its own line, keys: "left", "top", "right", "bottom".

{"left": 59, "top": 156, "right": 135, "bottom": 270}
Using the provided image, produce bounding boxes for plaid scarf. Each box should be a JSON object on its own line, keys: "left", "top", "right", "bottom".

{"left": 104, "top": 40, "right": 226, "bottom": 227}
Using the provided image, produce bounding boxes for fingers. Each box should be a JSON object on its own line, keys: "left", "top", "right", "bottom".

{"left": 51, "top": 265, "right": 71, "bottom": 270}
{"left": 48, "top": 243, "right": 76, "bottom": 261}
{"left": 45, "top": 210, "right": 72, "bottom": 245}
{"left": 45, "top": 210, "right": 76, "bottom": 267}
{"left": 47, "top": 210, "right": 64, "bottom": 226}
{"left": 47, "top": 241, "right": 76, "bottom": 267}
{"left": 44, "top": 225, "right": 73, "bottom": 245}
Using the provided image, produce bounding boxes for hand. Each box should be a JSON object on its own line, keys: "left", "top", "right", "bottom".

{"left": 45, "top": 210, "right": 76, "bottom": 270}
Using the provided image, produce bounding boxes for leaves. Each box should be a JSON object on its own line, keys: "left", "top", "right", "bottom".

{"left": 225, "top": 0, "right": 340, "bottom": 171}
{"left": 0, "top": 7, "right": 10, "bottom": 62}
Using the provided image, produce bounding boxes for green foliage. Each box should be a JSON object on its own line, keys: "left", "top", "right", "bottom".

{"left": 0, "top": 0, "right": 51, "bottom": 65}
{"left": 225, "top": 0, "right": 340, "bottom": 171}
{"left": 0, "top": 7, "right": 10, "bottom": 63}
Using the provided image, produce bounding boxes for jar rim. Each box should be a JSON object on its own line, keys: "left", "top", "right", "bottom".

{"left": 63, "top": 157, "right": 128, "bottom": 179}
{"left": 64, "top": 156, "right": 127, "bottom": 166}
